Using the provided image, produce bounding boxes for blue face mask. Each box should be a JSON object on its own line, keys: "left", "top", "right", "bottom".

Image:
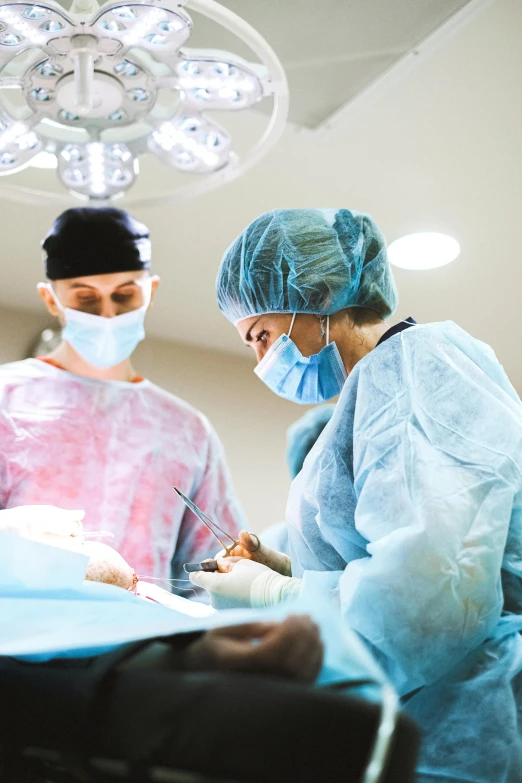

{"left": 47, "top": 285, "right": 149, "bottom": 369}
{"left": 254, "top": 313, "right": 347, "bottom": 404}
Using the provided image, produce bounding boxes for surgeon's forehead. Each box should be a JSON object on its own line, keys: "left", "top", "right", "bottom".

{"left": 56, "top": 270, "right": 149, "bottom": 290}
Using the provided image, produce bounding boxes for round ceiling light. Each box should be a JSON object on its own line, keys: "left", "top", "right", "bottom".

{"left": 388, "top": 232, "right": 460, "bottom": 270}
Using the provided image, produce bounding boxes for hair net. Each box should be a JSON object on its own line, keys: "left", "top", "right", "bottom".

{"left": 43, "top": 207, "right": 151, "bottom": 280}
{"left": 216, "top": 209, "right": 398, "bottom": 325}
{"left": 286, "top": 404, "right": 335, "bottom": 479}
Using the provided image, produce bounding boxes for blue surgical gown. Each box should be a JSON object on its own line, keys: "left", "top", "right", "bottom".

{"left": 287, "top": 321, "right": 522, "bottom": 783}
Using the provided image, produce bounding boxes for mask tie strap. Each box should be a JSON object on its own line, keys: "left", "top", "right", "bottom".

{"left": 288, "top": 312, "right": 297, "bottom": 338}
{"left": 319, "top": 315, "right": 329, "bottom": 343}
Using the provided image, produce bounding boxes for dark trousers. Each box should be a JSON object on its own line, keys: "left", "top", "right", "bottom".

{"left": 0, "top": 639, "right": 419, "bottom": 783}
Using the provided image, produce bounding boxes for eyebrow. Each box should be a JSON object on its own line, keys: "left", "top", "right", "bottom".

{"left": 245, "top": 317, "right": 262, "bottom": 343}
{"left": 68, "top": 279, "right": 140, "bottom": 291}
{"left": 68, "top": 282, "right": 97, "bottom": 290}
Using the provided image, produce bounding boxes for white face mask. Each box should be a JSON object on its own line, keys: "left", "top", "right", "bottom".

{"left": 254, "top": 313, "right": 347, "bottom": 404}
{"left": 43, "top": 282, "right": 151, "bottom": 368}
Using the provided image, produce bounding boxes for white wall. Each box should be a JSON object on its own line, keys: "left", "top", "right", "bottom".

{"left": 0, "top": 304, "right": 51, "bottom": 366}
{"left": 0, "top": 303, "right": 309, "bottom": 532}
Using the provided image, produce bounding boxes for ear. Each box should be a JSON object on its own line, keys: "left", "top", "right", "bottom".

{"left": 148, "top": 275, "right": 160, "bottom": 308}
{"left": 37, "top": 283, "right": 62, "bottom": 319}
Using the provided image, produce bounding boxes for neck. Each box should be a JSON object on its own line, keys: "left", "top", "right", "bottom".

{"left": 48, "top": 341, "right": 137, "bottom": 382}
{"left": 329, "top": 313, "right": 390, "bottom": 374}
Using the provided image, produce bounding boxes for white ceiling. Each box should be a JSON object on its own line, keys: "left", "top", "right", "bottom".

{"left": 185, "top": 0, "right": 474, "bottom": 127}
{"left": 50, "top": 0, "right": 473, "bottom": 129}
{"left": 0, "top": 0, "right": 521, "bottom": 392}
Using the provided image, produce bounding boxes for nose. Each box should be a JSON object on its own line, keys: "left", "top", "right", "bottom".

{"left": 99, "top": 295, "right": 119, "bottom": 318}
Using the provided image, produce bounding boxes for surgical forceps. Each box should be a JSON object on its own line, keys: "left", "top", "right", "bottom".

{"left": 173, "top": 486, "right": 240, "bottom": 572}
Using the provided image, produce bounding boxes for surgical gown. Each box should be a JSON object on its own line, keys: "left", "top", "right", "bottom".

{"left": 0, "top": 359, "right": 245, "bottom": 582}
{"left": 287, "top": 321, "right": 522, "bottom": 783}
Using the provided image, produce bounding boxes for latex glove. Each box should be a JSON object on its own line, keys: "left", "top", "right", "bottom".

{"left": 183, "top": 615, "right": 323, "bottom": 683}
{"left": 216, "top": 530, "right": 292, "bottom": 576}
{"left": 190, "top": 557, "right": 302, "bottom": 610}
{"left": 0, "top": 505, "right": 85, "bottom": 544}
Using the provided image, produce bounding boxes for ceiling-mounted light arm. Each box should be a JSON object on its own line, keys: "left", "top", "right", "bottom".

{"left": 71, "top": 35, "right": 98, "bottom": 115}
{"left": 70, "top": 0, "right": 100, "bottom": 16}
{"left": 0, "top": 76, "right": 23, "bottom": 90}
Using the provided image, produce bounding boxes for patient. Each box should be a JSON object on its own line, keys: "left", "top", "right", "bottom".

{"left": 0, "top": 508, "right": 419, "bottom": 783}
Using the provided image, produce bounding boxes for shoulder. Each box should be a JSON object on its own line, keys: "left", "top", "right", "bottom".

{"left": 400, "top": 320, "right": 493, "bottom": 354}
{"left": 346, "top": 320, "right": 515, "bottom": 415}
{"left": 141, "top": 380, "right": 214, "bottom": 438}
{"left": 143, "top": 382, "right": 227, "bottom": 462}
{"left": 350, "top": 320, "right": 521, "bottom": 430}
{"left": 398, "top": 321, "right": 514, "bottom": 392}
{"left": 0, "top": 359, "right": 47, "bottom": 386}
{"left": 364, "top": 321, "right": 501, "bottom": 378}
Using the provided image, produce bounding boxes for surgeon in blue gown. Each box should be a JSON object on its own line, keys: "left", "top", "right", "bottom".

{"left": 191, "top": 209, "right": 522, "bottom": 783}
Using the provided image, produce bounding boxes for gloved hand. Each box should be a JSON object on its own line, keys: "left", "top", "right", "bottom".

{"left": 189, "top": 557, "right": 302, "bottom": 610}
{"left": 0, "top": 505, "right": 85, "bottom": 544}
{"left": 216, "top": 530, "right": 292, "bottom": 576}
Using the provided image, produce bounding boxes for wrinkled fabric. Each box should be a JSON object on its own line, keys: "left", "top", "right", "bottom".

{"left": 0, "top": 534, "right": 390, "bottom": 704}
{"left": 216, "top": 209, "right": 398, "bottom": 325}
{"left": 287, "top": 404, "right": 336, "bottom": 479}
{"left": 260, "top": 520, "right": 289, "bottom": 554}
{"left": 287, "top": 321, "right": 522, "bottom": 783}
{"left": 260, "top": 406, "right": 336, "bottom": 555}
{"left": 0, "top": 359, "right": 245, "bottom": 585}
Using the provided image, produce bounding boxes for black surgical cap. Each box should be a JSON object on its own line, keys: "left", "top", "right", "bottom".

{"left": 42, "top": 207, "right": 151, "bottom": 280}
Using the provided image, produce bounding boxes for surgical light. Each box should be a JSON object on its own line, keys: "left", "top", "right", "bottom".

{"left": 0, "top": 0, "right": 288, "bottom": 205}
{"left": 58, "top": 140, "right": 136, "bottom": 199}
{"left": 30, "top": 150, "right": 58, "bottom": 169}
{"left": 0, "top": 116, "right": 42, "bottom": 172}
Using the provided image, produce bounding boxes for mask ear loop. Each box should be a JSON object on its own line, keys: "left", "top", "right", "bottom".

{"left": 38, "top": 282, "right": 65, "bottom": 314}
{"left": 288, "top": 312, "right": 297, "bottom": 338}
{"left": 139, "top": 276, "right": 154, "bottom": 310}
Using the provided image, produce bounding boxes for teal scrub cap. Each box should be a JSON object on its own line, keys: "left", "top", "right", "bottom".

{"left": 216, "top": 209, "right": 398, "bottom": 325}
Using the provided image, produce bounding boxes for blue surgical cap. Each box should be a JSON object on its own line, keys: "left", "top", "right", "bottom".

{"left": 216, "top": 209, "right": 398, "bottom": 325}
{"left": 286, "top": 404, "right": 336, "bottom": 479}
